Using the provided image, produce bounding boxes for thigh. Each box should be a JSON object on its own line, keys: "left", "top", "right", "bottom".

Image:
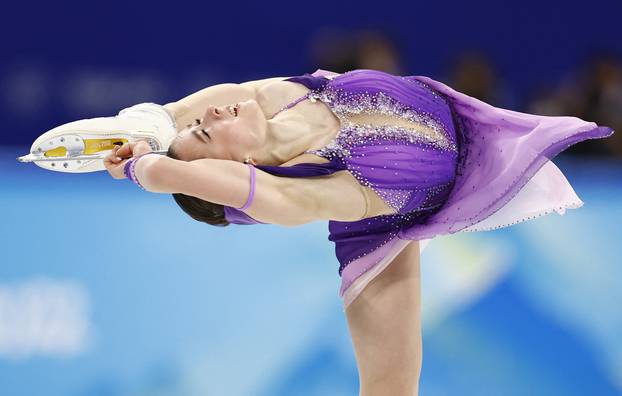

{"left": 345, "top": 240, "right": 422, "bottom": 395}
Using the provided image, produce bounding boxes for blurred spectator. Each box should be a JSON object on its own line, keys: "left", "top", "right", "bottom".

{"left": 309, "top": 28, "right": 405, "bottom": 75}
{"left": 528, "top": 51, "right": 622, "bottom": 158}
{"left": 526, "top": 84, "right": 570, "bottom": 117}
{"left": 354, "top": 31, "right": 404, "bottom": 75}
{"left": 445, "top": 50, "right": 518, "bottom": 109}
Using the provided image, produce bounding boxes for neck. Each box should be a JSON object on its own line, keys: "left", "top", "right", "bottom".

{"left": 252, "top": 112, "right": 332, "bottom": 166}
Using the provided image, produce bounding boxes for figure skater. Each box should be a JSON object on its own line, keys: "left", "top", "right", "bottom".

{"left": 26, "top": 68, "right": 615, "bottom": 396}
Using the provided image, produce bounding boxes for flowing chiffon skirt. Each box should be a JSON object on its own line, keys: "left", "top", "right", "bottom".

{"left": 338, "top": 73, "right": 613, "bottom": 308}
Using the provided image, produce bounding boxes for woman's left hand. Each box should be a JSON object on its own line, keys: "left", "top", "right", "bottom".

{"left": 104, "top": 141, "right": 153, "bottom": 179}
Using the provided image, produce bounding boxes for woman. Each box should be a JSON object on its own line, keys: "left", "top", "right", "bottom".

{"left": 99, "top": 68, "right": 612, "bottom": 395}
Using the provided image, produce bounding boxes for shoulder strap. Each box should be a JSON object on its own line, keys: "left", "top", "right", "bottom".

{"left": 283, "top": 73, "right": 330, "bottom": 91}
{"left": 254, "top": 156, "right": 344, "bottom": 177}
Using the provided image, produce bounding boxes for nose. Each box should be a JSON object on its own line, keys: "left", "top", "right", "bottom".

{"left": 204, "top": 105, "right": 223, "bottom": 121}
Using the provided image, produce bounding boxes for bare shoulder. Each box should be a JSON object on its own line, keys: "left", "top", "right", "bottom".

{"left": 239, "top": 76, "right": 291, "bottom": 91}
{"left": 250, "top": 78, "right": 312, "bottom": 119}
{"left": 254, "top": 78, "right": 309, "bottom": 100}
{"left": 239, "top": 69, "right": 340, "bottom": 95}
{"left": 241, "top": 72, "right": 342, "bottom": 119}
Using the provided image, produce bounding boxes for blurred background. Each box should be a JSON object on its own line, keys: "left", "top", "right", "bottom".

{"left": 1, "top": 1, "right": 621, "bottom": 395}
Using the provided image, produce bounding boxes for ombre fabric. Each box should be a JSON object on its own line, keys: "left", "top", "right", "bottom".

{"left": 224, "top": 68, "right": 614, "bottom": 309}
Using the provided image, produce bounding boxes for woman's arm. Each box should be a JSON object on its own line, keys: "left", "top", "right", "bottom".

{"left": 163, "top": 77, "right": 290, "bottom": 131}
{"left": 134, "top": 155, "right": 370, "bottom": 227}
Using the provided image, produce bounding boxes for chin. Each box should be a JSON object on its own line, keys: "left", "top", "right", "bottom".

{"left": 247, "top": 99, "right": 266, "bottom": 120}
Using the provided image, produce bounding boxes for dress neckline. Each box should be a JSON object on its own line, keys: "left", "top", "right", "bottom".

{"left": 267, "top": 75, "right": 341, "bottom": 166}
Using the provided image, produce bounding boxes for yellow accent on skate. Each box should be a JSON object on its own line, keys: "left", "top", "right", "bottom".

{"left": 43, "top": 138, "right": 129, "bottom": 157}
{"left": 83, "top": 138, "right": 128, "bottom": 154}
{"left": 43, "top": 146, "right": 67, "bottom": 157}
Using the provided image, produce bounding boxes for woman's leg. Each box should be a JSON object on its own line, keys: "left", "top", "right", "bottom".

{"left": 345, "top": 240, "right": 422, "bottom": 396}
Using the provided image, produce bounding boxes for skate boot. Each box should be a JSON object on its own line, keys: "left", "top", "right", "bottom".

{"left": 17, "top": 102, "right": 177, "bottom": 173}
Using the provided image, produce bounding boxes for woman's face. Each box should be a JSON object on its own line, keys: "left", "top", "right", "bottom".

{"left": 170, "top": 99, "right": 267, "bottom": 162}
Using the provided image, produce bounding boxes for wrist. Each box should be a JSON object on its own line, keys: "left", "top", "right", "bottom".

{"left": 124, "top": 153, "right": 159, "bottom": 191}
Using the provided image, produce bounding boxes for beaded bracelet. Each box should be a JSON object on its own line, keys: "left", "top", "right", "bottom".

{"left": 236, "top": 163, "right": 256, "bottom": 210}
{"left": 124, "top": 152, "right": 157, "bottom": 190}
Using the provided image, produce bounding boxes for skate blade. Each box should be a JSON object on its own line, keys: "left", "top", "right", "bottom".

{"left": 20, "top": 133, "right": 167, "bottom": 172}
{"left": 17, "top": 150, "right": 168, "bottom": 163}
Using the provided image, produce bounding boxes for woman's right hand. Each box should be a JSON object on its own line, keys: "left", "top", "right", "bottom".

{"left": 103, "top": 141, "right": 153, "bottom": 179}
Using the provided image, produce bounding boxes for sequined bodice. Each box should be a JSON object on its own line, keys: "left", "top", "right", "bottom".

{"left": 284, "top": 70, "right": 459, "bottom": 214}
{"left": 302, "top": 84, "right": 457, "bottom": 160}
{"left": 232, "top": 69, "right": 461, "bottom": 275}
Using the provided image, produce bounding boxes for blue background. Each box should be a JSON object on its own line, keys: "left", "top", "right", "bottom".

{"left": 1, "top": 1, "right": 621, "bottom": 395}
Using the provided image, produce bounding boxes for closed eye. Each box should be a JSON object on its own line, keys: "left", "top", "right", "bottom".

{"left": 201, "top": 128, "right": 211, "bottom": 140}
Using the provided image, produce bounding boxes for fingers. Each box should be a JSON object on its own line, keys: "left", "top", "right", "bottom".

{"left": 133, "top": 140, "right": 153, "bottom": 156}
{"left": 103, "top": 142, "right": 152, "bottom": 180}
{"left": 115, "top": 141, "right": 152, "bottom": 158}
{"left": 103, "top": 146, "right": 129, "bottom": 179}
{"left": 103, "top": 146, "right": 123, "bottom": 166}
{"left": 110, "top": 146, "right": 124, "bottom": 163}
{"left": 115, "top": 142, "right": 134, "bottom": 158}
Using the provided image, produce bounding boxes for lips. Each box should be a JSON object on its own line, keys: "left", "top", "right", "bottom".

{"left": 226, "top": 104, "right": 239, "bottom": 116}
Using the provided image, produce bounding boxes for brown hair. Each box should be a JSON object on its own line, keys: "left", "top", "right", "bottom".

{"left": 166, "top": 144, "right": 230, "bottom": 227}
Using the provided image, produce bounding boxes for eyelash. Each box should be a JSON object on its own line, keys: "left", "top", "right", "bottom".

{"left": 201, "top": 128, "right": 211, "bottom": 140}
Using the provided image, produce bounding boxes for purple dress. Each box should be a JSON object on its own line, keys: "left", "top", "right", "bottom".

{"left": 224, "top": 68, "right": 614, "bottom": 309}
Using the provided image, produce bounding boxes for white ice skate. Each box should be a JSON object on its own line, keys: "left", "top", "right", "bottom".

{"left": 17, "top": 102, "right": 177, "bottom": 173}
